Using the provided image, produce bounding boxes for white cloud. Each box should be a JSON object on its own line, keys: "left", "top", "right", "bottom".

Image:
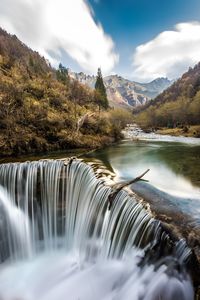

{"left": 132, "top": 22, "right": 200, "bottom": 81}
{"left": 0, "top": 0, "right": 118, "bottom": 74}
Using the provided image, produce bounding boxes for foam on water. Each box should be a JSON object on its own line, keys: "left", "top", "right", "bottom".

{"left": 0, "top": 249, "right": 193, "bottom": 300}
{"left": 0, "top": 159, "right": 194, "bottom": 300}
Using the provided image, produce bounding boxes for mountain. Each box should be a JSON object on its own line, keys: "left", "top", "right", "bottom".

{"left": 135, "top": 62, "right": 200, "bottom": 133}
{"left": 0, "top": 28, "right": 125, "bottom": 157}
{"left": 68, "top": 69, "right": 172, "bottom": 108}
{"left": 104, "top": 75, "right": 172, "bottom": 108}
{"left": 141, "top": 77, "right": 174, "bottom": 98}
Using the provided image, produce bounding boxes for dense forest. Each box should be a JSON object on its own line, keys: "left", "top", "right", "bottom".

{"left": 0, "top": 28, "right": 132, "bottom": 157}
{"left": 134, "top": 62, "right": 200, "bottom": 136}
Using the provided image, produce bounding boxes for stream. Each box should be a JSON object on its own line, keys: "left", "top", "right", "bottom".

{"left": 84, "top": 126, "right": 200, "bottom": 221}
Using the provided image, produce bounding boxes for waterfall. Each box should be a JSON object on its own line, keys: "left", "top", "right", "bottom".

{"left": 0, "top": 159, "right": 194, "bottom": 299}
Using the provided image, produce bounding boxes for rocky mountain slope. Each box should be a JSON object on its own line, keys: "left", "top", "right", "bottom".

{"left": 68, "top": 70, "right": 172, "bottom": 108}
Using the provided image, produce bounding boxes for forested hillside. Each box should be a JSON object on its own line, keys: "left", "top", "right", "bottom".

{"left": 134, "top": 62, "right": 200, "bottom": 136}
{"left": 0, "top": 28, "right": 132, "bottom": 157}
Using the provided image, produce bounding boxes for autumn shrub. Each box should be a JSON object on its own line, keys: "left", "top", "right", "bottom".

{"left": 0, "top": 28, "right": 126, "bottom": 157}
{"left": 49, "top": 97, "right": 63, "bottom": 109}
{"left": 108, "top": 109, "right": 134, "bottom": 129}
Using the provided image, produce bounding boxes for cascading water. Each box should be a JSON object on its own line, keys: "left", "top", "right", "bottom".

{"left": 0, "top": 159, "right": 194, "bottom": 299}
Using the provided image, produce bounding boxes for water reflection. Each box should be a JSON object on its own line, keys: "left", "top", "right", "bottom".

{"left": 84, "top": 141, "right": 200, "bottom": 201}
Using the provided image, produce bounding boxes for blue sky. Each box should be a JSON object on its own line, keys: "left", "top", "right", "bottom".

{"left": 1, "top": 0, "right": 200, "bottom": 81}
{"left": 88, "top": 0, "right": 200, "bottom": 79}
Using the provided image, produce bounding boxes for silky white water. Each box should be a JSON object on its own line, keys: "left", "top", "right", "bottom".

{"left": 0, "top": 159, "right": 194, "bottom": 299}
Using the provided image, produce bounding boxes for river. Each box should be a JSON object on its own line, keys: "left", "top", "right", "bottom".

{"left": 84, "top": 127, "right": 200, "bottom": 221}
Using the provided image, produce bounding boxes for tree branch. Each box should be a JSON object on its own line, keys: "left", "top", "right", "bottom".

{"left": 108, "top": 169, "right": 150, "bottom": 210}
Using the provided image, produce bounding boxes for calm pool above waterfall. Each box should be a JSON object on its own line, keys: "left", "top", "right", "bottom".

{"left": 84, "top": 135, "right": 200, "bottom": 219}
{"left": 85, "top": 139, "right": 200, "bottom": 197}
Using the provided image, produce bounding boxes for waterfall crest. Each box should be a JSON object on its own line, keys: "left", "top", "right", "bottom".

{"left": 0, "top": 159, "right": 194, "bottom": 300}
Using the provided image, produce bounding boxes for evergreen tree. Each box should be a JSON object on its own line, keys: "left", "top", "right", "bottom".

{"left": 95, "top": 68, "right": 109, "bottom": 109}
{"left": 56, "top": 63, "right": 69, "bottom": 85}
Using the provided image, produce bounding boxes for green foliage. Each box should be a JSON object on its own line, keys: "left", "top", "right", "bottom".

{"left": 80, "top": 111, "right": 125, "bottom": 141}
{"left": 94, "top": 68, "right": 109, "bottom": 109}
{"left": 109, "top": 109, "right": 134, "bottom": 128}
{"left": 56, "top": 63, "right": 69, "bottom": 86}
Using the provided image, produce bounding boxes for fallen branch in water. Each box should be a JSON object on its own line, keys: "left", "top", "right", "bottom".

{"left": 108, "top": 169, "right": 150, "bottom": 210}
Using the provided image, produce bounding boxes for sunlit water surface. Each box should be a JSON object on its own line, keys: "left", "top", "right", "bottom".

{"left": 85, "top": 136, "right": 200, "bottom": 219}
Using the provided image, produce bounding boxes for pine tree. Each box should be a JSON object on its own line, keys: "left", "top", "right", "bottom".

{"left": 56, "top": 63, "right": 69, "bottom": 85}
{"left": 95, "top": 68, "right": 109, "bottom": 109}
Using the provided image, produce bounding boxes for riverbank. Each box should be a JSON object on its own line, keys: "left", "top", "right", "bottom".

{"left": 0, "top": 131, "right": 120, "bottom": 159}
{"left": 131, "top": 182, "right": 200, "bottom": 291}
{"left": 123, "top": 124, "right": 200, "bottom": 145}
{"left": 156, "top": 125, "right": 200, "bottom": 138}
{"left": 132, "top": 184, "right": 200, "bottom": 300}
